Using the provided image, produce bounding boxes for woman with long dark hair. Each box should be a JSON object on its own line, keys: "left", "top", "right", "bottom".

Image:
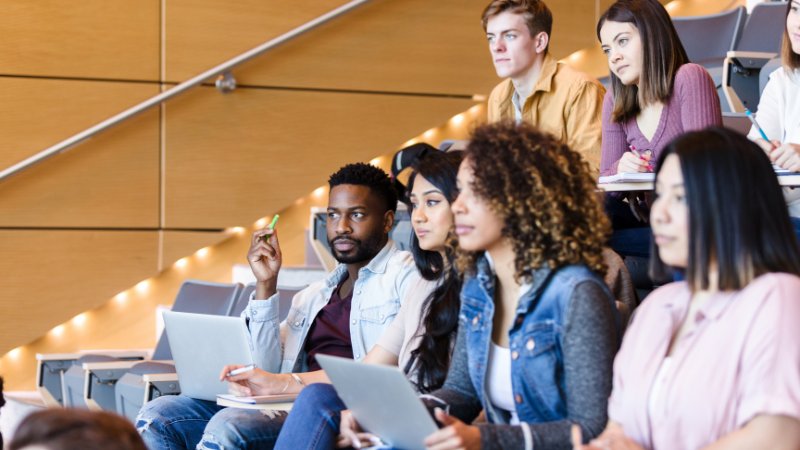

{"left": 575, "top": 128, "right": 800, "bottom": 450}
{"left": 272, "top": 148, "right": 464, "bottom": 450}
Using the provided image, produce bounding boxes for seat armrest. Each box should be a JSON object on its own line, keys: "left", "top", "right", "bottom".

{"left": 142, "top": 373, "right": 181, "bottom": 404}
{"left": 142, "top": 373, "right": 179, "bottom": 383}
{"left": 36, "top": 352, "right": 82, "bottom": 361}
{"left": 82, "top": 360, "right": 142, "bottom": 372}
{"left": 726, "top": 50, "right": 778, "bottom": 62}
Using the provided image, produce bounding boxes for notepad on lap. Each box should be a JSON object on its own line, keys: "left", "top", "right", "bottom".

{"left": 216, "top": 393, "right": 296, "bottom": 410}
{"left": 598, "top": 172, "right": 656, "bottom": 184}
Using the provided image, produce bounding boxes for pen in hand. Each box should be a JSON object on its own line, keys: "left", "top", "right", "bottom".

{"left": 630, "top": 145, "right": 653, "bottom": 172}
{"left": 226, "top": 364, "right": 256, "bottom": 378}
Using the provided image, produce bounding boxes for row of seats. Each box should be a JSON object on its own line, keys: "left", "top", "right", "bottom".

{"left": 35, "top": 280, "right": 299, "bottom": 421}
{"left": 671, "top": 1, "right": 786, "bottom": 112}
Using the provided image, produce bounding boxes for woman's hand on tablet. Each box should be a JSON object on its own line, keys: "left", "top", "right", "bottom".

{"left": 337, "top": 410, "right": 381, "bottom": 449}
{"left": 423, "top": 408, "right": 481, "bottom": 450}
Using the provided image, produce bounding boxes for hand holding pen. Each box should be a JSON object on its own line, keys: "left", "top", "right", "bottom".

{"left": 617, "top": 145, "right": 653, "bottom": 174}
{"left": 746, "top": 108, "right": 800, "bottom": 172}
{"left": 247, "top": 214, "right": 282, "bottom": 299}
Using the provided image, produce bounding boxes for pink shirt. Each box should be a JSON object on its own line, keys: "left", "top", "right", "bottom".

{"left": 608, "top": 273, "right": 800, "bottom": 450}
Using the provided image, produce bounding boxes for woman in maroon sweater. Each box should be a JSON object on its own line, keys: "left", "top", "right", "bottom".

{"left": 596, "top": 0, "right": 722, "bottom": 259}
{"left": 597, "top": 0, "right": 721, "bottom": 178}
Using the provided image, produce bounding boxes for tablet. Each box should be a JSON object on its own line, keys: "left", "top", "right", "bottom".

{"left": 316, "top": 354, "right": 438, "bottom": 450}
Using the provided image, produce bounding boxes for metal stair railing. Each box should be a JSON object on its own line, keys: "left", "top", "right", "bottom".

{"left": 0, "top": 0, "right": 372, "bottom": 183}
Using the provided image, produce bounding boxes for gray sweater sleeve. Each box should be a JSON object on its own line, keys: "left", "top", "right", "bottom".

{"left": 424, "top": 281, "right": 616, "bottom": 450}
{"left": 524, "top": 280, "right": 617, "bottom": 449}
{"left": 479, "top": 281, "right": 617, "bottom": 450}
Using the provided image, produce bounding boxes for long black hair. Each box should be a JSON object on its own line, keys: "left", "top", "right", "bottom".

{"left": 650, "top": 127, "right": 800, "bottom": 290}
{"left": 396, "top": 149, "right": 463, "bottom": 392}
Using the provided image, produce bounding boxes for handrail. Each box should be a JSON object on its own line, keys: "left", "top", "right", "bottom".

{"left": 0, "top": 0, "right": 372, "bottom": 183}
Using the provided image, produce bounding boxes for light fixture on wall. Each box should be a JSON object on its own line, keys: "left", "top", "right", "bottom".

{"left": 451, "top": 113, "right": 465, "bottom": 126}
{"left": 72, "top": 313, "right": 87, "bottom": 327}
{"left": 136, "top": 279, "right": 150, "bottom": 293}
{"left": 195, "top": 247, "right": 210, "bottom": 259}
{"left": 8, "top": 347, "right": 21, "bottom": 360}
{"left": 115, "top": 291, "right": 128, "bottom": 305}
{"left": 174, "top": 257, "right": 189, "bottom": 269}
{"left": 51, "top": 325, "right": 65, "bottom": 337}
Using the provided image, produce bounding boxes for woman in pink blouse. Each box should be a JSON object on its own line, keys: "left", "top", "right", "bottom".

{"left": 575, "top": 128, "right": 800, "bottom": 450}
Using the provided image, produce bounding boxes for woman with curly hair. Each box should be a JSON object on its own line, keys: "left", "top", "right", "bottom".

{"left": 340, "top": 122, "right": 620, "bottom": 450}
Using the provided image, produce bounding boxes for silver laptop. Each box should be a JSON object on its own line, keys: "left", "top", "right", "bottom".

{"left": 162, "top": 311, "right": 254, "bottom": 401}
{"left": 316, "top": 354, "right": 439, "bottom": 450}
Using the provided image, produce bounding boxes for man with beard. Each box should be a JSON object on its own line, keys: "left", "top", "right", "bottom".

{"left": 137, "top": 163, "right": 433, "bottom": 450}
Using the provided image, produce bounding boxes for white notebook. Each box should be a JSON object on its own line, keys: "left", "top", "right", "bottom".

{"left": 598, "top": 172, "right": 655, "bottom": 184}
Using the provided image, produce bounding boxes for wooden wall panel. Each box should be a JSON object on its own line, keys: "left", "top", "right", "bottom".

{"left": 166, "top": 0, "right": 604, "bottom": 96}
{"left": 0, "top": 78, "right": 160, "bottom": 228}
{"left": 0, "top": 1, "right": 159, "bottom": 80}
{"left": 165, "top": 0, "right": 350, "bottom": 81}
{"left": 163, "top": 86, "right": 475, "bottom": 229}
{"left": 167, "top": 0, "right": 496, "bottom": 95}
{"left": 0, "top": 230, "right": 159, "bottom": 354}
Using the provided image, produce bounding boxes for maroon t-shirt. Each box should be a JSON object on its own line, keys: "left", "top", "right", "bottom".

{"left": 304, "top": 278, "right": 354, "bottom": 371}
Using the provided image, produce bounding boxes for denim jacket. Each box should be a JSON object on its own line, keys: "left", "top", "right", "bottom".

{"left": 243, "top": 240, "right": 432, "bottom": 373}
{"left": 427, "top": 254, "right": 617, "bottom": 449}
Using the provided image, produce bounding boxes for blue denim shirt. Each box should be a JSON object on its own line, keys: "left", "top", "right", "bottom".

{"left": 243, "top": 240, "right": 433, "bottom": 373}
{"left": 458, "top": 255, "right": 617, "bottom": 426}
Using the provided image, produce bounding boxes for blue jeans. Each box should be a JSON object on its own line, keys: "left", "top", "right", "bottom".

{"left": 136, "top": 395, "right": 287, "bottom": 450}
{"left": 274, "top": 384, "right": 346, "bottom": 450}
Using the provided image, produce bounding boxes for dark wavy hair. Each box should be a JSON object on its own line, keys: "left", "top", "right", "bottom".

{"left": 401, "top": 150, "right": 464, "bottom": 393}
{"left": 9, "top": 409, "right": 146, "bottom": 450}
{"left": 650, "top": 127, "right": 800, "bottom": 291}
{"left": 597, "top": 0, "right": 689, "bottom": 122}
{"left": 328, "top": 162, "right": 398, "bottom": 214}
{"left": 457, "top": 122, "right": 610, "bottom": 281}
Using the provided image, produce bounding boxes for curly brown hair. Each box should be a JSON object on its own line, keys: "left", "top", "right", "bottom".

{"left": 457, "top": 122, "right": 610, "bottom": 282}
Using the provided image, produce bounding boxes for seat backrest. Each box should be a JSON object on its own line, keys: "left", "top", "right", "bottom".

{"left": 673, "top": 7, "right": 745, "bottom": 66}
{"left": 389, "top": 207, "right": 412, "bottom": 251}
{"left": 760, "top": 56, "right": 783, "bottom": 94}
{"left": 736, "top": 2, "right": 786, "bottom": 53}
{"left": 151, "top": 280, "right": 242, "bottom": 360}
{"left": 228, "top": 283, "right": 256, "bottom": 318}
{"left": 722, "top": 112, "right": 752, "bottom": 135}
